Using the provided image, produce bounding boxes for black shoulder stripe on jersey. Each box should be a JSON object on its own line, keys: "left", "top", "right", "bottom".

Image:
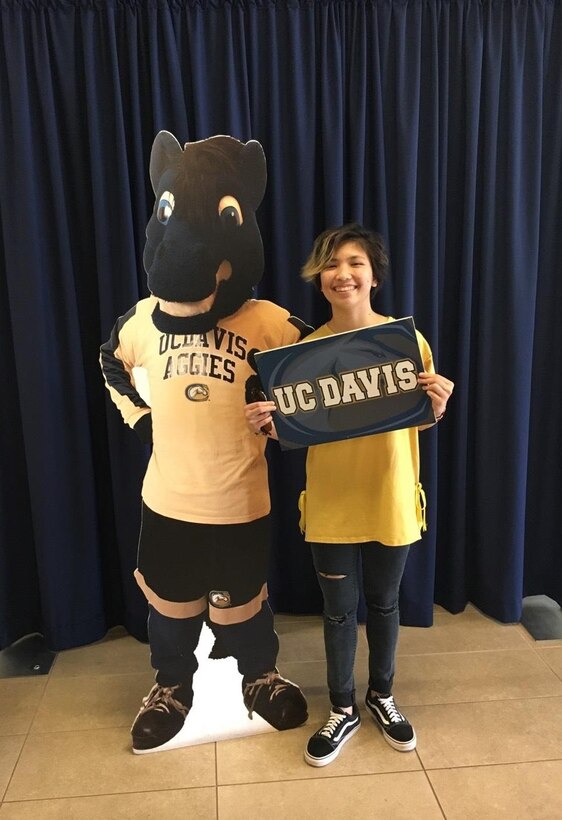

{"left": 288, "top": 315, "right": 315, "bottom": 340}
{"left": 100, "top": 305, "right": 149, "bottom": 409}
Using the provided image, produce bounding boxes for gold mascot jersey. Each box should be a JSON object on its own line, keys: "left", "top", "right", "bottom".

{"left": 101, "top": 297, "right": 303, "bottom": 524}
{"left": 299, "top": 319, "right": 435, "bottom": 547}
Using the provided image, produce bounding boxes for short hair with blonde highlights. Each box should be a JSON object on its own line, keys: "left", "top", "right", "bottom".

{"left": 301, "top": 223, "right": 389, "bottom": 291}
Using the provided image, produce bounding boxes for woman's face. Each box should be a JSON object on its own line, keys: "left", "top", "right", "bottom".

{"left": 319, "top": 241, "right": 376, "bottom": 309}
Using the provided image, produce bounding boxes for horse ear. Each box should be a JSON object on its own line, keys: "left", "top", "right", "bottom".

{"left": 149, "top": 131, "right": 182, "bottom": 192}
{"left": 242, "top": 140, "right": 267, "bottom": 208}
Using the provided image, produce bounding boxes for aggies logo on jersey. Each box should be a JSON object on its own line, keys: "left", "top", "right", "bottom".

{"left": 185, "top": 384, "right": 210, "bottom": 402}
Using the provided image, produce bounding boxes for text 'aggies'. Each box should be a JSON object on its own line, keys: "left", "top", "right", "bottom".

{"left": 159, "top": 327, "right": 248, "bottom": 382}
{"left": 272, "top": 359, "right": 419, "bottom": 416}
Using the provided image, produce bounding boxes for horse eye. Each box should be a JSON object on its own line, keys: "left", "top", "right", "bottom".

{"left": 157, "top": 191, "right": 175, "bottom": 224}
{"left": 218, "top": 196, "right": 243, "bottom": 227}
{"left": 220, "top": 206, "right": 242, "bottom": 227}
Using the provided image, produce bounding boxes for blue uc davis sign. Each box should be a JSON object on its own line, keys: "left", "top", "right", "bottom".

{"left": 255, "top": 317, "right": 435, "bottom": 450}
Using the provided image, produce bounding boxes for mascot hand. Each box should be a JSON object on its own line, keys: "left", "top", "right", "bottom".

{"left": 133, "top": 413, "right": 153, "bottom": 445}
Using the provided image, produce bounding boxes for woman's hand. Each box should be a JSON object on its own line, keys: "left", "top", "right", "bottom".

{"left": 418, "top": 372, "right": 454, "bottom": 421}
{"left": 244, "top": 400, "right": 279, "bottom": 440}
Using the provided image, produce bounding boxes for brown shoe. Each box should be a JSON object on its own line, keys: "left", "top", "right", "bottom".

{"left": 243, "top": 670, "right": 308, "bottom": 730}
{"left": 131, "top": 683, "right": 190, "bottom": 752}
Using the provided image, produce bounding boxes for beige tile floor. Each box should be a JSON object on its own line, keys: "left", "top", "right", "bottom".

{"left": 1, "top": 605, "right": 562, "bottom": 819}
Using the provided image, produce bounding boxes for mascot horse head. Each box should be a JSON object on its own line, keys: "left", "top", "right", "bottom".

{"left": 144, "top": 131, "right": 267, "bottom": 334}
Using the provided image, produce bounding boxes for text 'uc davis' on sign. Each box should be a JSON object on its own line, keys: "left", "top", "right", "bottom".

{"left": 272, "top": 359, "right": 418, "bottom": 416}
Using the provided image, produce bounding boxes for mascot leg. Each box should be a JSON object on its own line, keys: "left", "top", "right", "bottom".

{"left": 206, "top": 516, "right": 308, "bottom": 730}
{"left": 131, "top": 605, "right": 204, "bottom": 753}
{"left": 133, "top": 505, "right": 210, "bottom": 752}
{"left": 209, "top": 593, "right": 308, "bottom": 731}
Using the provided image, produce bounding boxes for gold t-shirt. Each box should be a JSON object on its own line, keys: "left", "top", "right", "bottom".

{"left": 298, "top": 320, "right": 435, "bottom": 546}
{"left": 101, "top": 297, "right": 304, "bottom": 524}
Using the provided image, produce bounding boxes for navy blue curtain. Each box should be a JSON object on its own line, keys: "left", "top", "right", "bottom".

{"left": 1, "top": 0, "right": 560, "bottom": 650}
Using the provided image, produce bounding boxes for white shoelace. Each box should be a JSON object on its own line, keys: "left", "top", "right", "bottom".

{"left": 377, "top": 695, "right": 405, "bottom": 724}
{"left": 319, "top": 710, "right": 349, "bottom": 738}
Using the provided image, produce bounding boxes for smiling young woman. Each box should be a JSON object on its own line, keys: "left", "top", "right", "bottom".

{"left": 298, "top": 223, "right": 453, "bottom": 766}
{"left": 245, "top": 222, "right": 454, "bottom": 767}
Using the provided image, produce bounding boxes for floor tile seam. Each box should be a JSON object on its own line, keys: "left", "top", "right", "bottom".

{"left": 18, "top": 670, "right": 51, "bottom": 740}
{"left": 48, "top": 670, "right": 152, "bottom": 680}
{"left": 548, "top": 670, "right": 562, "bottom": 684}
{"left": 532, "top": 648, "right": 562, "bottom": 682}
{"left": 398, "top": 692, "right": 562, "bottom": 708}
{"left": 0, "top": 675, "right": 51, "bottom": 688}
{"left": 400, "top": 629, "right": 530, "bottom": 641}
{"left": 214, "top": 742, "right": 219, "bottom": 818}
{"left": 1, "top": 784, "right": 217, "bottom": 804}
{"left": 519, "top": 639, "right": 562, "bottom": 656}
{"left": 396, "top": 646, "right": 546, "bottom": 658}
{"left": 519, "top": 635, "right": 562, "bottom": 650}
{"left": 405, "top": 693, "right": 562, "bottom": 709}
{"left": 275, "top": 659, "right": 326, "bottom": 666}
{"left": 27, "top": 721, "right": 135, "bottom": 735}
{"left": 16, "top": 725, "right": 210, "bottom": 743}
{"left": 277, "top": 658, "right": 331, "bottom": 663}
{"left": 417, "top": 754, "right": 562, "bottom": 772}
{"left": 423, "top": 757, "right": 562, "bottom": 773}
{"left": 402, "top": 622, "right": 527, "bottom": 631}
{"left": 41, "top": 652, "right": 61, "bottom": 675}
{"left": 215, "top": 767, "right": 424, "bottom": 787}
{"left": 1, "top": 732, "right": 29, "bottom": 805}
{"left": 419, "top": 766, "right": 447, "bottom": 819}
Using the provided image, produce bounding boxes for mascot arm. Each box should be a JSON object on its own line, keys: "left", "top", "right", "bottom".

{"left": 100, "top": 310, "right": 152, "bottom": 442}
{"left": 286, "top": 315, "right": 314, "bottom": 344}
{"left": 244, "top": 314, "right": 314, "bottom": 436}
{"left": 132, "top": 412, "right": 153, "bottom": 445}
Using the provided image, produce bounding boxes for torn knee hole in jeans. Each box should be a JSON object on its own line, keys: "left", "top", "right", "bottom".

{"left": 326, "top": 614, "right": 348, "bottom": 625}
{"left": 318, "top": 574, "right": 351, "bottom": 625}
{"left": 318, "top": 572, "right": 347, "bottom": 580}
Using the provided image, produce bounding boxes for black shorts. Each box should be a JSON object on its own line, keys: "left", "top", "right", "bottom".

{"left": 137, "top": 503, "right": 271, "bottom": 605}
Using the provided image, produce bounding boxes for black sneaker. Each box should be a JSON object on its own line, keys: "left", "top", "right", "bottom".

{"left": 365, "top": 692, "right": 416, "bottom": 751}
{"left": 304, "top": 705, "right": 361, "bottom": 767}
{"left": 131, "top": 683, "right": 190, "bottom": 752}
{"left": 243, "top": 670, "right": 308, "bottom": 730}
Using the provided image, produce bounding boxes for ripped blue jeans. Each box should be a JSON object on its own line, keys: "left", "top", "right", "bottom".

{"left": 310, "top": 541, "right": 410, "bottom": 709}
